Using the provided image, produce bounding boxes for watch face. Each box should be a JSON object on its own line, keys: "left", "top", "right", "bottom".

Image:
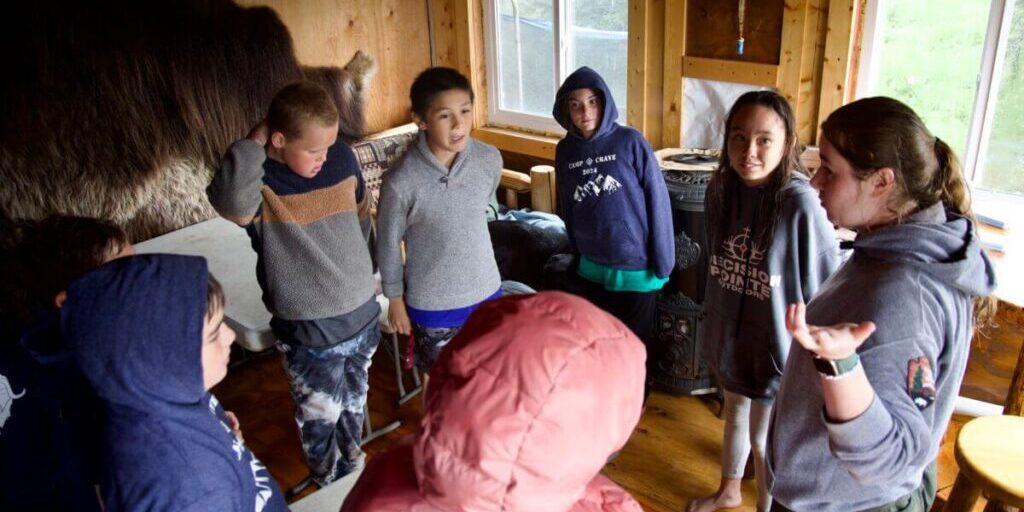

{"left": 812, "top": 356, "right": 838, "bottom": 376}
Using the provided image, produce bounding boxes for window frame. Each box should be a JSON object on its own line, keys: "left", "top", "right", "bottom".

{"left": 482, "top": 0, "right": 626, "bottom": 135}
{"left": 855, "top": 0, "right": 1018, "bottom": 194}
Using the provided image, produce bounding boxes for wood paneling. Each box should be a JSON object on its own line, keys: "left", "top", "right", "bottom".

{"left": 685, "top": 0, "right": 784, "bottom": 65}
{"left": 429, "top": 0, "right": 457, "bottom": 68}
{"left": 238, "top": 0, "right": 432, "bottom": 134}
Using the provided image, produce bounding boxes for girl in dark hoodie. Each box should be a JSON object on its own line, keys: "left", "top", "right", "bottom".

{"left": 551, "top": 67, "right": 675, "bottom": 370}
{"left": 62, "top": 254, "right": 289, "bottom": 511}
{"left": 694, "top": 91, "right": 840, "bottom": 512}
{"left": 770, "top": 97, "right": 997, "bottom": 511}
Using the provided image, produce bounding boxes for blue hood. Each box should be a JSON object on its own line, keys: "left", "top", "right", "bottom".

{"left": 62, "top": 254, "right": 208, "bottom": 413}
{"left": 553, "top": 66, "right": 619, "bottom": 139}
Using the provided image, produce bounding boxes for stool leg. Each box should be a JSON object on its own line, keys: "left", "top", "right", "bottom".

{"left": 982, "top": 501, "right": 1015, "bottom": 512}
{"left": 945, "top": 472, "right": 981, "bottom": 511}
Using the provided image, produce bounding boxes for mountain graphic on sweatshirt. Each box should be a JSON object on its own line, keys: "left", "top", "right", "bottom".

{"left": 573, "top": 174, "right": 622, "bottom": 202}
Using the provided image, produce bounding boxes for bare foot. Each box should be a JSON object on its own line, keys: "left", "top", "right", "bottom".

{"left": 686, "top": 490, "right": 742, "bottom": 512}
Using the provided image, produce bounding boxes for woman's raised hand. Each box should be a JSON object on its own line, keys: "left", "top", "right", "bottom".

{"left": 786, "top": 303, "right": 875, "bottom": 360}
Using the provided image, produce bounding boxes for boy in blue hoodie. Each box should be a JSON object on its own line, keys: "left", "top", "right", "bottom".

{"left": 552, "top": 67, "right": 675, "bottom": 357}
{"left": 62, "top": 254, "right": 288, "bottom": 511}
{"left": 0, "top": 216, "right": 132, "bottom": 511}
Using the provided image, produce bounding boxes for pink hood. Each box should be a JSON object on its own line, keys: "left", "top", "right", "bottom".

{"left": 342, "top": 292, "right": 646, "bottom": 511}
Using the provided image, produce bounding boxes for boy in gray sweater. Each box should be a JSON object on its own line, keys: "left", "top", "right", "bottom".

{"left": 207, "top": 81, "right": 379, "bottom": 486}
{"left": 377, "top": 67, "right": 503, "bottom": 373}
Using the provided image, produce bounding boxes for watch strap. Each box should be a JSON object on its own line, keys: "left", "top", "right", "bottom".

{"left": 813, "top": 353, "right": 860, "bottom": 378}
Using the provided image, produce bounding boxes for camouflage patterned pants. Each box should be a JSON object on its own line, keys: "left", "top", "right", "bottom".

{"left": 277, "top": 320, "right": 379, "bottom": 486}
{"left": 412, "top": 323, "right": 461, "bottom": 374}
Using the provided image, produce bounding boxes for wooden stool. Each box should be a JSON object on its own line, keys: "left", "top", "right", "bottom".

{"left": 946, "top": 415, "right": 1024, "bottom": 510}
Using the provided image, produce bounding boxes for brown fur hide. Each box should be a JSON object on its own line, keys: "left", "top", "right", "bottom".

{"left": 0, "top": 1, "right": 375, "bottom": 241}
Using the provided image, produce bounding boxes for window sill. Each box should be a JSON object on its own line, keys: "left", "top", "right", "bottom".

{"left": 973, "top": 189, "right": 1024, "bottom": 308}
{"left": 472, "top": 126, "right": 559, "bottom": 160}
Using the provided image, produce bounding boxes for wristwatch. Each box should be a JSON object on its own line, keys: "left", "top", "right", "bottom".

{"left": 813, "top": 353, "right": 860, "bottom": 379}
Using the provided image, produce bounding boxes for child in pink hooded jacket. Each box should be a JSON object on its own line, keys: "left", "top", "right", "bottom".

{"left": 341, "top": 291, "right": 646, "bottom": 511}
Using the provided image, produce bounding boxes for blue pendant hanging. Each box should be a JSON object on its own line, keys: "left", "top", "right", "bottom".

{"left": 737, "top": 0, "right": 746, "bottom": 55}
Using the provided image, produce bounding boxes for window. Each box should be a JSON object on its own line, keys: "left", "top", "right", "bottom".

{"left": 857, "top": 0, "right": 1023, "bottom": 195}
{"left": 483, "top": 0, "right": 629, "bottom": 134}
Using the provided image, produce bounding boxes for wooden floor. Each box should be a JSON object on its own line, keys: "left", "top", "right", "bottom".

{"left": 213, "top": 327, "right": 1018, "bottom": 511}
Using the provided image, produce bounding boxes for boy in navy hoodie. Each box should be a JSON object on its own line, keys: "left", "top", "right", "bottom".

{"left": 552, "top": 67, "right": 674, "bottom": 360}
{"left": 62, "top": 254, "right": 288, "bottom": 511}
{"left": 0, "top": 215, "right": 132, "bottom": 511}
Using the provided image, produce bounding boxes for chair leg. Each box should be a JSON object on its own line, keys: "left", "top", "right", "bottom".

{"left": 388, "top": 332, "right": 422, "bottom": 407}
{"left": 360, "top": 403, "right": 401, "bottom": 446}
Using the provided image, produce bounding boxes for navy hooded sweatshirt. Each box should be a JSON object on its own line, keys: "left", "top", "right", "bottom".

{"left": 62, "top": 255, "right": 288, "bottom": 512}
{"left": 0, "top": 310, "right": 103, "bottom": 511}
{"left": 552, "top": 67, "right": 675, "bottom": 281}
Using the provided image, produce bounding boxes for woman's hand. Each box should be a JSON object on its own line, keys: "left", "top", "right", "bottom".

{"left": 786, "top": 303, "right": 875, "bottom": 360}
{"left": 389, "top": 296, "right": 412, "bottom": 336}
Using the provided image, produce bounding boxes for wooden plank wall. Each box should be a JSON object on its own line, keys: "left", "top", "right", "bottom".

{"left": 685, "top": 0, "right": 784, "bottom": 64}
{"left": 237, "top": 0, "right": 433, "bottom": 134}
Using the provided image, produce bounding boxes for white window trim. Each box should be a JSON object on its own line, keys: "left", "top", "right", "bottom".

{"left": 964, "top": 0, "right": 1013, "bottom": 186}
{"left": 857, "top": 0, "right": 1018, "bottom": 195}
{"left": 482, "top": 0, "right": 570, "bottom": 135}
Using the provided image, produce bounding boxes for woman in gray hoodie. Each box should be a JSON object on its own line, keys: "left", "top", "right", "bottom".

{"left": 768, "top": 97, "right": 997, "bottom": 511}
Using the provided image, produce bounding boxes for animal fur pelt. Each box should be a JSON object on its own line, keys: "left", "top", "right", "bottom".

{"left": 0, "top": 1, "right": 376, "bottom": 241}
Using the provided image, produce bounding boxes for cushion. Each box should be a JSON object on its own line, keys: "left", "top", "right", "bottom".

{"left": 353, "top": 128, "right": 418, "bottom": 211}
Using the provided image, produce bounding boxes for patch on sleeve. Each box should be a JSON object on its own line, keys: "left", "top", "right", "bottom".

{"left": 907, "top": 356, "right": 936, "bottom": 410}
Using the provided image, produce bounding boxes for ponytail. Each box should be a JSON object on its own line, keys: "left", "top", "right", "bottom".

{"left": 933, "top": 137, "right": 971, "bottom": 216}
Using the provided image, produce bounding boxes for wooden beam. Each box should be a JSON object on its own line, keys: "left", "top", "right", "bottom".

{"left": 661, "top": 0, "right": 686, "bottom": 148}
{"left": 682, "top": 56, "right": 778, "bottom": 87}
{"left": 816, "top": 0, "right": 858, "bottom": 141}
{"left": 795, "top": 0, "right": 827, "bottom": 144}
{"left": 472, "top": 126, "right": 557, "bottom": 160}
{"left": 643, "top": 0, "right": 666, "bottom": 148}
{"left": 451, "top": 0, "right": 488, "bottom": 129}
{"left": 627, "top": 0, "right": 649, "bottom": 133}
{"left": 775, "top": 0, "right": 812, "bottom": 135}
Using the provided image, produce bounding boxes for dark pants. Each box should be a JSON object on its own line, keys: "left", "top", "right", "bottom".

{"left": 769, "top": 461, "right": 937, "bottom": 512}
{"left": 544, "top": 255, "right": 660, "bottom": 398}
{"left": 275, "top": 319, "right": 380, "bottom": 486}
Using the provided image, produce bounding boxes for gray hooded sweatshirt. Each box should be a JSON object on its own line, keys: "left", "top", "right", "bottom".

{"left": 377, "top": 132, "right": 503, "bottom": 310}
{"left": 702, "top": 175, "right": 841, "bottom": 399}
{"left": 766, "top": 202, "right": 997, "bottom": 511}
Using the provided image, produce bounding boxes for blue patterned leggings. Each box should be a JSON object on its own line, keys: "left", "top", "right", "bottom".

{"left": 277, "top": 321, "right": 379, "bottom": 486}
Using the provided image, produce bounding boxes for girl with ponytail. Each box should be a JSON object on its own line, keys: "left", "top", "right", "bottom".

{"left": 766, "top": 97, "right": 997, "bottom": 511}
